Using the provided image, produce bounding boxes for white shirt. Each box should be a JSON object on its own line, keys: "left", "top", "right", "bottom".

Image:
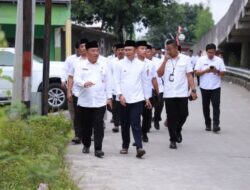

{"left": 60, "top": 54, "right": 79, "bottom": 83}
{"left": 114, "top": 57, "right": 151, "bottom": 103}
{"left": 145, "top": 58, "right": 157, "bottom": 98}
{"left": 74, "top": 58, "right": 112, "bottom": 108}
{"left": 108, "top": 57, "right": 121, "bottom": 95}
{"left": 68, "top": 56, "right": 86, "bottom": 97}
{"left": 190, "top": 55, "right": 197, "bottom": 69}
{"left": 152, "top": 57, "right": 164, "bottom": 93}
{"left": 195, "top": 55, "right": 226, "bottom": 90}
{"left": 163, "top": 53, "right": 193, "bottom": 98}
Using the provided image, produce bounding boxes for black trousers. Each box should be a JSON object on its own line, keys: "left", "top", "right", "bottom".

{"left": 120, "top": 101, "right": 144, "bottom": 149}
{"left": 72, "top": 95, "right": 81, "bottom": 138}
{"left": 200, "top": 88, "right": 221, "bottom": 127}
{"left": 78, "top": 106, "right": 106, "bottom": 151}
{"left": 165, "top": 98, "right": 189, "bottom": 142}
{"left": 112, "top": 95, "right": 120, "bottom": 127}
{"left": 142, "top": 97, "right": 154, "bottom": 134}
{"left": 153, "top": 92, "right": 164, "bottom": 123}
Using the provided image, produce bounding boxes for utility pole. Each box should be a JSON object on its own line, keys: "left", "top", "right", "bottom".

{"left": 42, "top": 0, "right": 52, "bottom": 115}
{"left": 22, "top": 0, "right": 33, "bottom": 111}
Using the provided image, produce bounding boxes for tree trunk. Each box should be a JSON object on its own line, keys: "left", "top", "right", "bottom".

{"left": 114, "top": 14, "right": 124, "bottom": 42}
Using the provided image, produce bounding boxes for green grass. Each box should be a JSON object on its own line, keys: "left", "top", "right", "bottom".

{"left": 0, "top": 106, "right": 79, "bottom": 190}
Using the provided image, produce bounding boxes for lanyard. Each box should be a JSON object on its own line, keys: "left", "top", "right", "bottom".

{"left": 170, "top": 57, "right": 179, "bottom": 74}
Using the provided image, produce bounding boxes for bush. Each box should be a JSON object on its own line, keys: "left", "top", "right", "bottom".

{"left": 0, "top": 105, "right": 79, "bottom": 190}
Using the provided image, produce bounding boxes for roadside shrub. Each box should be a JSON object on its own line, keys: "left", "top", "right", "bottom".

{"left": 0, "top": 105, "right": 79, "bottom": 190}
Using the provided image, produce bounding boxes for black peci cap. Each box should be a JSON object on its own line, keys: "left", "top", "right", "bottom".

{"left": 135, "top": 41, "right": 147, "bottom": 47}
{"left": 124, "top": 40, "right": 136, "bottom": 47}
{"left": 115, "top": 43, "right": 124, "bottom": 49}
{"left": 80, "top": 38, "right": 89, "bottom": 44}
{"left": 86, "top": 41, "right": 99, "bottom": 49}
{"left": 146, "top": 44, "right": 152, "bottom": 49}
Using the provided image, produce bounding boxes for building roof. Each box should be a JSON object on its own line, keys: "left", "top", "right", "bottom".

{"left": 0, "top": 0, "right": 70, "bottom": 4}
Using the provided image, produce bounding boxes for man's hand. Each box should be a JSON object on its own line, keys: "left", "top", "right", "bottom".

{"left": 61, "top": 81, "right": 67, "bottom": 89}
{"left": 119, "top": 95, "right": 126, "bottom": 107}
{"left": 84, "top": 81, "right": 95, "bottom": 88}
{"left": 107, "top": 99, "right": 113, "bottom": 110}
{"left": 145, "top": 99, "right": 152, "bottom": 109}
{"left": 190, "top": 91, "right": 198, "bottom": 101}
{"left": 164, "top": 54, "right": 171, "bottom": 62}
{"left": 67, "top": 91, "right": 73, "bottom": 103}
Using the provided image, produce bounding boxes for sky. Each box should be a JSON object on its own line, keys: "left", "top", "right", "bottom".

{"left": 177, "top": 0, "right": 233, "bottom": 24}
{"left": 136, "top": 0, "right": 234, "bottom": 38}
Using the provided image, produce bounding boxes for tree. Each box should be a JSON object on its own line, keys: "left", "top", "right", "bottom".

{"left": 145, "top": 2, "right": 213, "bottom": 48}
{"left": 194, "top": 8, "right": 214, "bottom": 40}
{"left": 0, "top": 25, "right": 8, "bottom": 47}
{"left": 71, "top": 0, "right": 170, "bottom": 42}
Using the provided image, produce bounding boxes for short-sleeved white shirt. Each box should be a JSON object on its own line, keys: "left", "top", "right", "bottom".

{"left": 68, "top": 56, "right": 86, "bottom": 97}
{"left": 163, "top": 53, "right": 193, "bottom": 98}
{"left": 60, "top": 54, "right": 79, "bottom": 83}
{"left": 195, "top": 55, "right": 226, "bottom": 90}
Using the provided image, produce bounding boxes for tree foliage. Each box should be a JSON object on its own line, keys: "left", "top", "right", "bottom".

{"left": 145, "top": 2, "right": 213, "bottom": 48}
{"left": 71, "top": 0, "right": 171, "bottom": 42}
{"left": 194, "top": 7, "right": 214, "bottom": 40}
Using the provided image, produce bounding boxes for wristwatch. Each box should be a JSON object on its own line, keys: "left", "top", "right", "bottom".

{"left": 191, "top": 89, "right": 197, "bottom": 93}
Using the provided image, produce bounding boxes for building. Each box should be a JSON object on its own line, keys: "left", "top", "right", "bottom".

{"left": 0, "top": 0, "right": 71, "bottom": 61}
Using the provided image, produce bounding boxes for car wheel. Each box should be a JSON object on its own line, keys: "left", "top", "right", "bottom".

{"left": 48, "top": 83, "right": 67, "bottom": 110}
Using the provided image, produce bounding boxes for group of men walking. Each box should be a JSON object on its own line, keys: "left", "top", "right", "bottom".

{"left": 61, "top": 38, "right": 226, "bottom": 159}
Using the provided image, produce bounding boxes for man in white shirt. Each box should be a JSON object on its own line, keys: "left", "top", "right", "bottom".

{"left": 67, "top": 38, "right": 88, "bottom": 144}
{"left": 158, "top": 40, "right": 197, "bottom": 149}
{"left": 146, "top": 44, "right": 164, "bottom": 130}
{"left": 74, "top": 41, "right": 112, "bottom": 158}
{"left": 60, "top": 41, "right": 81, "bottom": 144}
{"left": 135, "top": 41, "right": 158, "bottom": 143}
{"left": 195, "top": 43, "right": 226, "bottom": 133}
{"left": 114, "top": 40, "right": 151, "bottom": 158}
{"left": 108, "top": 43, "right": 125, "bottom": 133}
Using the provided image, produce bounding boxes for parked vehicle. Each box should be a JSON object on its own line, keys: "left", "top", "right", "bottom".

{"left": 0, "top": 48, "right": 66, "bottom": 110}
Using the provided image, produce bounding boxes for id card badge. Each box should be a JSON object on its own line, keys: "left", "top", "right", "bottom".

{"left": 169, "top": 73, "right": 174, "bottom": 82}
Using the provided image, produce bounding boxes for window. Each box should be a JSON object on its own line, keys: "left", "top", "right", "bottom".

{"left": 0, "top": 51, "right": 14, "bottom": 66}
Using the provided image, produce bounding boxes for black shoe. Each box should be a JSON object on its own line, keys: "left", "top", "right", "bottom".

{"left": 95, "top": 150, "right": 104, "bottom": 158}
{"left": 120, "top": 149, "right": 128, "bottom": 154}
{"left": 154, "top": 122, "right": 160, "bottom": 130}
{"left": 169, "top": 142, "right": 177, "bottom": 149}
{"left": 142, "top": 133, "right": 149, "bottom": 143}
{"left": 176, "top": 132, "right": 182, "bottom": 143}
{"left": 82, "top": 146, "right": 90, "bottom": 154}
{"left": 112, "top": 126, "right": 119, "bottom": 133}
{"left": 72, "top": 137, "right": 81, "bottom": 144}
{"left": 213, "top": 126, "right": 221, "bottom": 133}
{"left": 136, "top": 148, "right": 146, "bottom": 158}
{"left": 132, "top": 142, "right": 136, "bottom": 146}
{"left": 205, "top": 126, "right": 212, "bottom": 131}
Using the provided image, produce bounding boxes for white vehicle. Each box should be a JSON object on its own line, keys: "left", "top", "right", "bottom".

{"left": 0, "top": 48, "right": 67, "bottom": 110}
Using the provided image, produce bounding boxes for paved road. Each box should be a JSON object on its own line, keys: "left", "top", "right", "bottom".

{"left": 66, "top": 81, "right": 250, "bottom": 190}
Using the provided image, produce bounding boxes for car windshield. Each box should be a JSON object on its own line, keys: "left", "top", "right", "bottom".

{"left": 0, "top": 51, "right": 43, "bottom": 66}
{"left": 33, "top": 55, "right": 43, "bottom": 63}
{"left": 0, "top": 51, "right": 14, "bottom": 66}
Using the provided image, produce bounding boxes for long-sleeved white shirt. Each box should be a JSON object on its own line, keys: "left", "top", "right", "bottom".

{"left": 145, "top": 58, "right": 157, "bottom": 98}
{"left": 113, "top": 57, "right": 151, "bottom": 103}
{"left": 74, "top": 58, "right": 112, "bottom": 108}
{"left": 152, "top": 57, "right": 164, "bottom": 93}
